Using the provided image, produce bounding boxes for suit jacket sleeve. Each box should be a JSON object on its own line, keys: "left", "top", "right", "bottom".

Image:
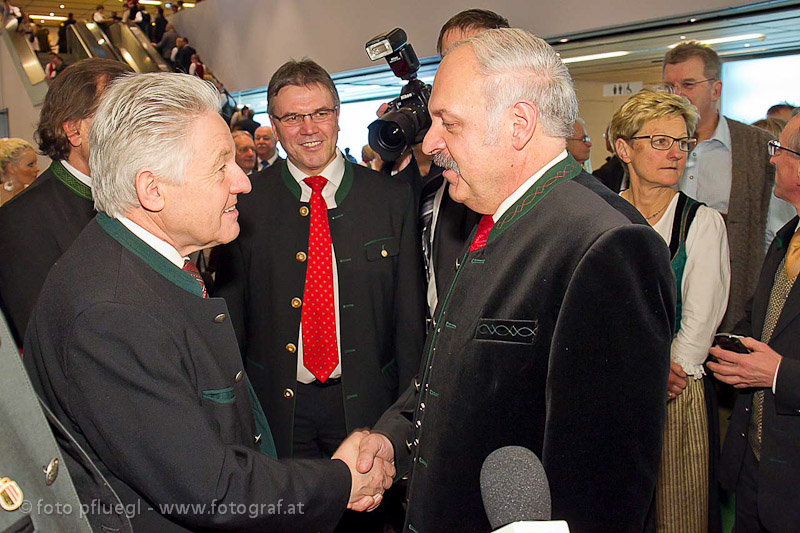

{"left": 544, "top": 224, "right": 674, "bottom": 532}
{"left": 61, "top": 302, "right": 349, "bottom": 532}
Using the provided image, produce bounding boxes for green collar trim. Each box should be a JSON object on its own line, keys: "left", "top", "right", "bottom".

{"left": 280, "top": 159, "right": 354, "bottom": 205}
{"left": 50, "top": 160, "right": 92, "bottom": 201}
{"left": 95, "top": 212, "right": 203, "bottom": 298}
{"left": 488, "top": 154, "right": 582, "bottom": 243}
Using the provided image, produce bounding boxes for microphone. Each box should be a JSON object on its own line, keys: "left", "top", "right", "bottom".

{"left": 480, "top": 446, "right": 570, "bottom": 532}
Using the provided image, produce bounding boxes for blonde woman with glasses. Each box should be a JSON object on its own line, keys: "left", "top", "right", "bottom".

{"left": 611, "top": 89, "right": 730, "bottom": 532}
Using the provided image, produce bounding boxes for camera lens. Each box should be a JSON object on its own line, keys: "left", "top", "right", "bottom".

{"left": 377, "top": 123, "right": 406, "bottom": 151}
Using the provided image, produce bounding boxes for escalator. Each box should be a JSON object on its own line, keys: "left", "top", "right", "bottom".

{"left": 67, "top": 21, "right": 169, "bottom": 74}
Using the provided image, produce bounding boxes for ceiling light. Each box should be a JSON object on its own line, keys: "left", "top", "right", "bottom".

{"left": 30, "top": 14, "right": 68, "bottom": 21}
{"left": 680, "top": 35, "right": 686, "bottom": 39}
{"left": 744, "top": 43, "right": 750, "bottom": 47}
{"left": 668, "top": 33, "right": 764, "bottom": 48}
{"left": 49, "top": 12, "right": 54, "bottom": 16}
{"left": 689, "top": 18, "right": 697, "bottom": 22}
{"left": 139, "top": 0, "right": 162, "bottom": 4}
{"left": 559, "top": 38, "right": 569, "bottom": 43}
{"left": 183, "top": 2, "right": 196, "bottom": 6}
{"left": 60, "top": 4, "right": 64, "bottom": 8}
{"left": 561, "top": 51, "right": 630, "bottom": 64}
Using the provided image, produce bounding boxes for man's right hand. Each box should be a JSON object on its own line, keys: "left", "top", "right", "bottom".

{"left": 332, "top": 431, "right": 395, "bottom": 512}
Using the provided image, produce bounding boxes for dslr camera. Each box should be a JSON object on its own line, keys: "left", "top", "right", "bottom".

{"left": 365, "top": 28, "right": 431, "bottom": 162}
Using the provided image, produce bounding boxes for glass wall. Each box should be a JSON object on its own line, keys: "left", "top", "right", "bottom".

{"left": 721, "top": 53, "right": 800, "bottom": 124}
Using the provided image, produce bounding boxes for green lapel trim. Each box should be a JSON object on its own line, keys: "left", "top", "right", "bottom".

{"left": 280, "top": 160, "right": 302, "bottom": 201}
{"left": 488, "top": 155, "right": 582, "bottom": 243}
{"left": 247, "top": 378, "right": 277, "bottom": 458}
{"left": 334, "top": 161, "right": 354, "bottom": 205}
{"left": 95, "top": 212, "right": 203, "bottom": 298}
{"left": 50, "top": 160, "right": 92, "bottom": 201}
{"left": 279, "top": 159, "right": 354, "bottom": 205}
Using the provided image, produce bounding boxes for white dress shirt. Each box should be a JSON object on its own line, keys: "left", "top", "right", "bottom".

{"left": 287, "top": 151, "right": 345, "bottom": 383}
{"left": 116, "top": 216, "right": 187, "bottom": 268}
{"left": 651, "top": 194, "right": 730, "bottom": 378}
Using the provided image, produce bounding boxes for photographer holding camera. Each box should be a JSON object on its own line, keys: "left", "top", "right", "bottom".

{"left": 370, "top": 10, "right": 509, "bottom": 319}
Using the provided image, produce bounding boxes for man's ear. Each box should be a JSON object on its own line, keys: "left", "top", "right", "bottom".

{"left": 615, "top": 138, "right": 633, "bottom": 163}
{"left": 62, "top": 119, "right": 83, "bottom": 148}
{"left": 135, "top": 170, "right": 166, "bottom": 213}
{"left": 510, "top": 101, "right": 537, "bottom": 151}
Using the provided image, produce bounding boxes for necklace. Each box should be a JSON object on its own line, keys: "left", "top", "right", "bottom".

{"left": 643, "top": 195, "right": 674, "bottom": 221}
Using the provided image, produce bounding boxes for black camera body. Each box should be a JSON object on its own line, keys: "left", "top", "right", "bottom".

{"left": 365, "top": 28, "right": 432, "bottom": 162}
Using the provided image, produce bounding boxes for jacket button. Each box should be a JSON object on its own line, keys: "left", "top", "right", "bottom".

{"left": 741, "top": 432, "right": 746, "bottom": 438}
{"left": 299, "top": 206, "right": 309, "bottom": 216}
{"left": 414, "top": 377, "right": 421, "bottom": 392}
{"left": 235, "top": 370, "right": 243, "bottom": 383}
{"left": 283, "top": 388, "right": 294, "bottom": 399}
{"left": 43, "top": 457, "right": 59, "bottom": 486}
{"left": 296, "top": 251, "right": 307, "bottom": 262}
{"left": 419, "top": 402, "right": 425, "bottom": 411}
{"left": 214, "top": 313, "right": 227, "bottom": 323}
{"left": 381, "top": 249, "right": 388, "bottom": 258}
{"left": 291, "top": 297, "right": 302, "bottom": 308}
{"left": 415, "top": 419, "right": 422, "bottom": 428}
{"left": 286, "top": 343, "right": 297, "bottom": 353}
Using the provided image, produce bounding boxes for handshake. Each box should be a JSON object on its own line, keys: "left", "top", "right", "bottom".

{"left": 331, "top": 431, "right": 396, "bottom": 512}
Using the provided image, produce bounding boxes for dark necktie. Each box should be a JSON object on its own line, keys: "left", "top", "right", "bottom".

{"left": 469, "top": 215, "right": 494, "bottom": 252}
{"left": 182, "top": 258, "right": 207, "bottom": 298}
{"left": 261, "top": 160, "right": 270, "bottom": 171}
{"left": 301, "top": 176, "right": 338, "bottom": 382}
{"left": 419, "top": 173, "right": 444, "bottom": 283}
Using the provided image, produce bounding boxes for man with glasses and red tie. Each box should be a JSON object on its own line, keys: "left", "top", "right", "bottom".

{"left": 213, "top": 59, "right": 425, "bottom": 530}
{"left": 710, "top": 113, "right": 800, "bottom": 533}
{"left": 662, "top": 42, "right": 793, "bottom": 333}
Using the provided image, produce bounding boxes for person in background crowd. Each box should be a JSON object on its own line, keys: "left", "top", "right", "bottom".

{"left": 23, "top": 71, "right": 393, "bottom": 533}
{"left": 612, "top": 89, "right": 730, "bottom": 533}
{"left": 44, "top": 53, "right": 65, "bottom": 82}
{"left": 0, "top": 138, "right": 39, "bottom": 206}
{"left": 56, "top": 12, "right": 75, "bottom": 54}
{"left": 361, "top": 144, "right": 383, "bottom": 172}
{"left": 662, "top": 42, "right": 791, "bottom": 329}
{"left": 752, "top": 117, "right": 787, "bottom": 138}
{"left": 710, "top": 113, "right": 800, "bottom": 533}
{"left": 151, "top": 6, "right": 167, "bottom": 44}
{"left": 254, "top": 125, "right": 279, "bottom": 171}
{"left": 229, "top": 104, "right": 248, "bottom": 129}
{"left": 767, "top": 102, "right": 796, "bottom": 122}
{"left": 232, "top": 130, "right": 256, "bottom": 175}
{"left": 234, "top": 108, "right": 260, "bottom": 137}
{"left": 213, "top": 58, "right": 425, "bottom": 532}
{"left": 174, "top": 36, "right": 196, "bottom": 74}
{"left": 593, "top": 123, "right": 625, "bottom": 193}
{"left": 152, "top": 22, "right": 177, "bottom": 69}
{"left": 0, "top": 58, "right": 130, "bottom": 347}
{"left": 566, "top": 117, "right": 593, "bottom": 172}
{"left": 188, "top": 53, "right": 204, "bottom": 79}
{"left": 92, "top": 5, "right": 110, "bottom": 28}
{"left": 359, "top": 28, "right": 674, "bottom": 532}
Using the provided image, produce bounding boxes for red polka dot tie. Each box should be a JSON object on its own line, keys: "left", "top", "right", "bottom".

{"left": 469, "top": 215, "right": 494, "bottom": 252}
{"left": 182, "top": 258, "right": 208, "bottom": 298}
{"left": 302, "top": 176, "right": 338, "bottom": 382}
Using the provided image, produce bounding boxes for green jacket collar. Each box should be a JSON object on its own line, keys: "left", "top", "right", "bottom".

{"left": 51, "top": 160, "right": 92, "bottom": 201}
{"left": 280, "top": 159, "right": 354, "bottom": 205}
{"left": 488, "top": 154, "right": 582, "bottom": 244}
{"left": 96, "top": 212, "right": 204, "bottom": 298}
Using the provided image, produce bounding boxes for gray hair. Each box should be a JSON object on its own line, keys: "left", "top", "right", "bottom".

{"left": 454, "top": 28, "right": 577, "bottom": 142}
{"left": 91, "top": 72, "right": 221, "bottom": 217}
{"left": 231, "top": 130, "right": 253, "bottom": 141}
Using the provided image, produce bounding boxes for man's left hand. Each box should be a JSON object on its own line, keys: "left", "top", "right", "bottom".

{"left": 707, "top": 337, "right": 782, "bottom": 388}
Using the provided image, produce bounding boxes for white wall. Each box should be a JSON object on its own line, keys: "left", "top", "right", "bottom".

{"left": 171, "top": 0, "right": 763, "bottom": 92}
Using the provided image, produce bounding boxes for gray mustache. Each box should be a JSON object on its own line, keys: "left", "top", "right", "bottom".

{"left": 433, "top": 152, "right": 460, "bottom": 176}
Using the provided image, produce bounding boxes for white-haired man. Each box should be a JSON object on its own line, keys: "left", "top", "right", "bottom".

{"left": 24, "top": 72, "right": 392, "bottom": 533}
{"left": 254, "top": 125, "right": 279, "bottom": 172}
{"left": 358, "top": 29, "right": 675, "bottom": 532}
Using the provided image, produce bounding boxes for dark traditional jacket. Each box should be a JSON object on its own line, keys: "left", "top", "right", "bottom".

{"left": 721, "top": 216, "right": 800, "bottom": 532}
{"left": 0, "top": 161, "right": 94, "bottom": 346}
{"left": 214, "top": 160, "right": 426, "bottom": 458}
{"left": 375, "top": 157, "right": 676, "bottom": 533}
{"left": 24, "top": 215, "right": 351, "bottom": 532}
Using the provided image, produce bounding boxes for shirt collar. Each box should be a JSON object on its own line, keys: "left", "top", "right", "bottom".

{"left": 493, "top": 150, "right": 568, "bottom": 222}
{"left": 60, "top": 160, "right": 92, "bottom": 187}
{"left": 287, "top": 149, "right": 345, "bottom": 187}
{"left": 117, "top": 215, "right": 187, "bottom": 268}
{"left": 707, "top": 114, "right": 731, "bottom": 151}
